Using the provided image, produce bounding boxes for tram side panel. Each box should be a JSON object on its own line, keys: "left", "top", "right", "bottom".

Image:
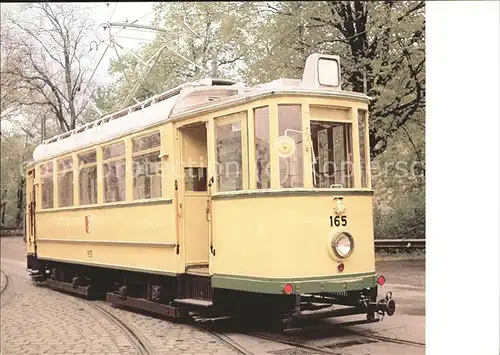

{"left": 35, "top": 201, "right": 180, "bottom": 274}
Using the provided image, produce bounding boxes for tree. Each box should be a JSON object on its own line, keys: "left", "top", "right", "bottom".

{"left": 243, "top": 1, "right": 425, "bottom": 160}
{"left": 1, "top": 3, "right": 97, "bottom": 134}
{"left": 0, "top": 131, "right": 35, "bottom": 228}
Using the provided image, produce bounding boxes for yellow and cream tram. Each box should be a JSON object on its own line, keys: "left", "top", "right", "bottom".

{"left": 25, "top": 53, "right": 395, "bottom": 326}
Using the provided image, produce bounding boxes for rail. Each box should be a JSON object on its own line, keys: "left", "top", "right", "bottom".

{"left": 375, "top": 239, "right": 425, "bottom": 250}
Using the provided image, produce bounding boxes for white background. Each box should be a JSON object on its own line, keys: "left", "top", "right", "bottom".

{"left": 426, "top": 1, "right": 499, "bottom": 354}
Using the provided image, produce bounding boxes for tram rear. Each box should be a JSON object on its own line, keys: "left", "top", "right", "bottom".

{"left": 207, "top": 55, "right": 395, "bottom": 322}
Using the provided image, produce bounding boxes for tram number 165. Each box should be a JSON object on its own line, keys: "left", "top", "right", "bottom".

{"left": 329, "top": 216, "right": 347, "bottom": 227}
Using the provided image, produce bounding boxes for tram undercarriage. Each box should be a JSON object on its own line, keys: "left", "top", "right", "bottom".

{"left": 28, "top": 257, "right": 395, "bottom": 329}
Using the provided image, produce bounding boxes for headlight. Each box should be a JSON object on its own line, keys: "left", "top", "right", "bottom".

{"left": 331, "top": 232, "right": 354, "bottom": 258}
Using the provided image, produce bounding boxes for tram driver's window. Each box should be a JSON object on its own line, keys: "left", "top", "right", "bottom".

{"left": 215, "top": 112, "right": 245, "bottom": 192}
{"left": 103, "top": 142, "right": 126, "bottom": 202}
{"left": 310, "top": 120, "right": 353, "bottom": 188}
{"left": 132, "top": 132, "right": 162, "bottom": 200}
{"left": 40, "top": 162, "right": 54, "bottom": 209}
{"left": 278, "top": 104, "right": 304, "bottom": 188}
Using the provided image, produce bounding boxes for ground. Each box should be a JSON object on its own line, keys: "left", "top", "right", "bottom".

{"left": 1, "top": 236, "right": 425, "bottom": 355}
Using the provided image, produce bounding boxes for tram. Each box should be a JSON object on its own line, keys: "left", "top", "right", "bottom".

{"left": 25, "top": 53, "right": 395, "bottom": 326}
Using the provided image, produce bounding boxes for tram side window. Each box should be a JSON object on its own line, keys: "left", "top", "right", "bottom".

{"left": 358, "top": 110, "right": 368, "bottom": 188}
{"left": 254, "top": 106, "right": 270, "bottom": 189}
{"left": 103, "top": 142, "right": 126, "bottom": 203}
{"left": 310, "top": 121, "right": 354, "bottom": 188}
{"left": 78, "top": 150, "right": 97, "bottom": 205}
{"left": 132, "top": 132, "right": 162, "bottom": 200}
{"left": 57, "top": 157, "right": 74, "bottom": 207}
{"left": 278, "top": 104, "right": 303, "bottom": 188}
{"left": 40, "top": 162, "right": 54, "bottom": 209}
{"left": 215, "top": 112, "right": 246, "bottom": 192}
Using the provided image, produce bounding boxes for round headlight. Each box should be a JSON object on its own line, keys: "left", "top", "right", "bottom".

{"left": 331, "top": 232, "right": 354, "bottom": 258}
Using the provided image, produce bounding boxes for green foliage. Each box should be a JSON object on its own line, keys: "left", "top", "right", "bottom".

{"left": 374, "top": 188, "right": 425, "bottom": 240}
{"left": 371, "top": 111, "right": 425, "bottom": 239}
{"left": 0, "top": 132, "right": 35, "bottom": 227}
{"left": 241, "top": 1, "right": 425, "bottom": 159}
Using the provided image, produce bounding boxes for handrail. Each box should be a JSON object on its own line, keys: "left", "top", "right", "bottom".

{"left": 208, "top": 177, "right": 215, "bottom": 256}
{"left": 374, "top": 239, "right": 425, "bottom": 249}
{"left": 174, "top": 180, "right": 180, "bottom": 255}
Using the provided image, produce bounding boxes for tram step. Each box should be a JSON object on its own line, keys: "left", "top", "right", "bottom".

{"left": 173, "top": 298, "right": 213, "bottom": 307}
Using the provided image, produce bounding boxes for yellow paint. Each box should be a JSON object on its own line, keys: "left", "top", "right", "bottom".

{"left": 183, "top": 193, "right": 209, "bottom": 265}
{"left": 35, "top": 200, "right": 179, "bottom": 273}
{"left": 210, "top": 193, "right": 375, "bottom": 278}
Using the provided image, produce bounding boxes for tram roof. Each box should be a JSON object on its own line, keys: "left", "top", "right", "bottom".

{"left": 32, "top": 54, "right": 370, "bottom": 163}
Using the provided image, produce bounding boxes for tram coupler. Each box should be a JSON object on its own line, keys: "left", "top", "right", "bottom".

{"left": 369, "top": 291, "right": 396, "bottom": 318}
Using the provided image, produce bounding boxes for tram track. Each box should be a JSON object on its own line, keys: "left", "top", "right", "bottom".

{"left": 205, "top": 328, "right": 256, "bottom": 355}
{"left": 343, "top": 328, "right": 425, "bottom": 348}
{"left": 197, "top": 313, "right": 425, "bottom": 354}
{"left": 88, "top": 302, "right": 155, "bottom": 355}
{"left": 0, "top": 269, "right": 10, "bottom": 296}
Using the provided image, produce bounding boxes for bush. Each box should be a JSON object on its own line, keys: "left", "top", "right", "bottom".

{"left": 373, "top": 190, "right": 425, "bottom": 240}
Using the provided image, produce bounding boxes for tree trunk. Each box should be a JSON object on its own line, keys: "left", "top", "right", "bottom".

{"left": 15, "top": 175, "right": 25, "bottom": 228}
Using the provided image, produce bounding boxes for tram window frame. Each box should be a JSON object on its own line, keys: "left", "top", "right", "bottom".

{"left": 278, "top": 104, "right": 304, "bottom": 188}
{"left": 215, "top": 111, "right": 247, "bottom": 192}
{"left": 310, "top": 120, "right": 354, "bottom": 189}
{"left": 132, "top": 132, "right": 162, "bottom": 200}
{"left": 57, "top": 156, "right": 74, "bottom": 207}
{"left": 102, "top": 141, "right": 126, "bottom": 203}
{"left": 40, "top": 161, "right": 54, "bottom": 209}
{"left": 78, "top": 150, "right": 98, "bottom": 205}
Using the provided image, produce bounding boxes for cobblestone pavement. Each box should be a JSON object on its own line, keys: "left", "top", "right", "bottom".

{"left": 1, "top": 237, "right": 426, "bottom": 355}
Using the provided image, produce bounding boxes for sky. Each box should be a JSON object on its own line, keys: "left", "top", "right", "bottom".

{"left": 80, "top": 2, "right": 158, "bottom": 85}
{"left": 1, "top": 2, "right": 159, "bottom": 85}
{"left": 0, "top": 2, "right": 159, "bottom": 134}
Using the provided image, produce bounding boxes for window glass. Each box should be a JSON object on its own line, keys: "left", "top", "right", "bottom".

{"left": 216, "top": 113, "right": 245, "bottom": 192}
{"left": 103, "top": 160, "right": 126, "bottom": 202}
{"left": 358, "top": 110, "right": 368, "bottom": 187}
{"left": 58, "top": 157, "right": 73, "bottom": 171}
{"left": 103, "top": 142, "right": 126, "bottom": 203}
{"left": 310, "top": 121, "right": 353, "bottom": 188}
{"left": 57, "top": 157, "right": 74, "bottom": 207}
{"left": 254, "top": 107, "right": 270, "bottom": 189}
{"left": 132, "top": 132, "right": 161, "bottom": 153}
{"left": 78, "top": 151, "right": 96, "bottom": 165}
{"left": 79, "top": 166, "right": 97, "bottom": 205}
{"left": 184, "top": 167, "right": 207, "bottom": 192}
{"left": 103, "top": 142, "right": 125, "bottom": 160}
{"left": 78, "top": 150, "right": 97, "bottom": 205}
{"left": 132, "top": 132, "right": 162, "bottom": 200}
{"left": 133, "top": 151, "right": 162, "bottom": 199}
{"left": 40, "top": 162, "right": 53, "bottom": 209}
{"left": 278, "top": 105, "right": 303, "bottom": 188}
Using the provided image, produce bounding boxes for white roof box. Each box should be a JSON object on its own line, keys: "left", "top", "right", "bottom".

{"left": 301, "top": 53, "right": 342, "bottom": 90}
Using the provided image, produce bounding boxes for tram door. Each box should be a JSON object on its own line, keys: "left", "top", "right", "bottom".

{"left": 178, "top": 123, "right": 210, "bottom": 269}
{"left": 26, "top": 169, "right": 37, "bottom": 254}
